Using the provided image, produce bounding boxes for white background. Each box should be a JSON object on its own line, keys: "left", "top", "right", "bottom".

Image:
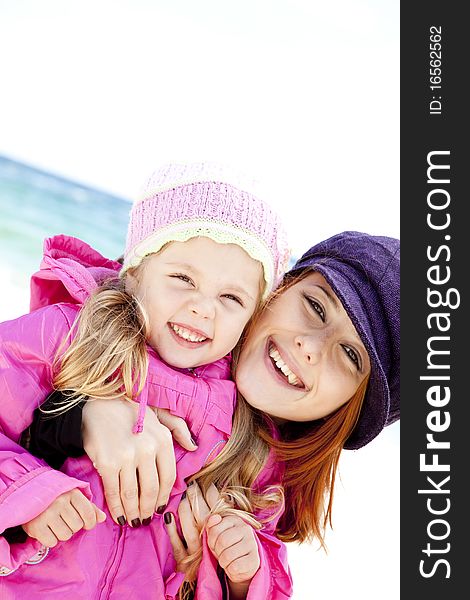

{"left": 0, "top": 2, "right": 399, "bottom": 598}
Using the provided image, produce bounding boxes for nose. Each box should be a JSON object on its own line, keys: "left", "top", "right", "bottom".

{"left": 189, "top": 294, "right": 216, "bottom": 320}
{"left": 295, "top": 334, "right": 324, "bottom": 365}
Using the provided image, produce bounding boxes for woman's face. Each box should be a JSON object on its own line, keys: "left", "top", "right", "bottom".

{"left": 236, "top": 271, "right": 371, "bottom": 422}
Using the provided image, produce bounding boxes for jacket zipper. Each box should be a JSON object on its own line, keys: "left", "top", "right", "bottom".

{"left": 98, "top": 525, "right": 125, "bottom": 600}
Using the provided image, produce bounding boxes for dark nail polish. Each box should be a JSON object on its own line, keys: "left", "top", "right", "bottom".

{"left": 181, "top": 491, "right": 186, "bottom": 500}
{"left": 156, "top": 504, "right": 166, "bottom": 514}
{"left": 131, "top": 518, "right": 141, "bottom": 528}
{"left": 142, "top": 517, "right": 152, "bottom": 526}
{"left": 117, "top": 516, "right": 126, "bottom": 526}
{"left": 164, "top": 512, "right": 172, "bottom": 525}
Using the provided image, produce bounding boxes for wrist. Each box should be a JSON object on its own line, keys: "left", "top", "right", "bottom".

{"left": 226, "top": 576, "right": 252, "bottom": 600}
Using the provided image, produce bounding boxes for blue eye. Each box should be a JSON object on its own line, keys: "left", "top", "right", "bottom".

{"left": 304, "top": 294, "right": 325, "bottom": 322}
{"left": 341, "top": 344, "right": 361, "bottom": 369}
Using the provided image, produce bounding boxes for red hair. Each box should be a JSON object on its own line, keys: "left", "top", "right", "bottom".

{"left": 266, "top": 377, "right": 368, "bottom": 545}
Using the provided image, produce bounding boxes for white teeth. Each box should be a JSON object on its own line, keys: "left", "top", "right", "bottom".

{"left": 268, "top": 345, "right": 301, "bottom": 386}
{"left": 170, "top": 324, "right": 207, "bottom": 343}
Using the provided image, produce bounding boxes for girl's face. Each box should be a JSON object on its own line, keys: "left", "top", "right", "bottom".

{"left": 127, "top": 237, "right": 263, "bottom": 369}
{"left": 236, "top": 271, "right": 371, "bottom": 422}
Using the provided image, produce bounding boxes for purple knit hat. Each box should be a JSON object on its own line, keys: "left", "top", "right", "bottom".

{"left": 287, "top": 231, "right": 400, "bottom": 450}
{"left": 121, "top": 162, "right": 290, "bottom": 300}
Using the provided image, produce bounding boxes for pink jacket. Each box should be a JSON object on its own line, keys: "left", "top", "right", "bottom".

{"left": 0, "top": 235, "right": 293, "bottom": 599}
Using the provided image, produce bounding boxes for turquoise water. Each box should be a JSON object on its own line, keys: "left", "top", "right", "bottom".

{"left": 0, "top": 155, "right": 131, "bottom": 280}
{"left": 0, "top": 155, "right": 300, "bottom": 319}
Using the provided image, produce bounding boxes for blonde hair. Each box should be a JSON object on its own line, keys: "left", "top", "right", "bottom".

{"left": 49, "top": 276, "right": 150, "bottom": 414}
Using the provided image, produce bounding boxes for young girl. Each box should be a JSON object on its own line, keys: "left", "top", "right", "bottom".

{"left": 16, "top": 232, "right": 399, "bottom": 600}
{"left": 0, "top": 162, "right": 290, "bottom": 597}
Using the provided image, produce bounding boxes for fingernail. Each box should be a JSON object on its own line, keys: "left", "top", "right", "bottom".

{"left": 181, "top": 491, "right": 186, "bottom": 500}
{"left": 142, "top": 517, "right": 152, "bottom": 526}
{"left": 117, "top": 516, "right": 126, "bottom": 526}
{"left": 164, "top": 512, "right": 172, "bottom": 525}
{"left": 156, "top": 504, "right": 166, "bottom": 514}
{"left": 190, "top": 436, "right": 197, "bottom": 446}
{"left": 131, "top": 518, "right": 141, "bottom": 528}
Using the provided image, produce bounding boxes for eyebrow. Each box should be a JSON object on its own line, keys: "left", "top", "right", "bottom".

{"left": 315, "top": 284, "right": 340, "bottom": 309}
{"left": 165, "top": 261, "right": 198, "bottom": 272}
{"left": 165, "top": 261, "right": 256, "bottom": 300}
{"left": 313, "top": 284, "right": 366, "bottom": 353}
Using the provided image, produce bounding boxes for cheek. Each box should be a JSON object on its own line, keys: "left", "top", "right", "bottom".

{"left": 318, "top": 376, "right": 354, "bottom": 414}
{"left": 155, "top": 290, "right": 183, "bottom": 315}
{"left": 220, "top": 313, "right": 250, "bottom": 343}
{"left": 235, "top": 348, "right": 256, "bottom": 391}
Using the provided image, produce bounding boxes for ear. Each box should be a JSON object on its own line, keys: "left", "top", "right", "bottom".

{"left": 124, "top": 271, "right": 138, "bottom": 294}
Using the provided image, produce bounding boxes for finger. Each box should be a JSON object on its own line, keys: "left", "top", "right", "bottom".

{"left": 156, "top": 408, "right": 198, "bottom": 451}
{"left": 70, "top": 490, "right": 102, "bottom": 530}
{"left": 164, "top": 512, "right": 189, "bottom": 566}
{"left": 58, "top": 503, "right": 87, "bottom": 534}
{"left": 48, "top": 515, "right": 75, "bottom": 542}
{"left": 218, "top": 539, "right": 251, "bottom": 571}
{"left": 22, "top": 522, "right": 58, "bottom": 548}
{"left": 178, "top": 495, "right": 200, "bottom": 554}
{"left": 94, "top": 505, "right": 107, "bottom": 523}
{"left": 153, "top": 425, "right": 176, "bottom": 512}
{"left": 204, "top": 483, "right": 221, "bottom": 511}
{"left": 225, "top": 552, "right": 260, "bottom": 583}
{"left": 100, "top": 468, "right": 126, "bottom": 525}
{"left": 136, "top": 459, "right": 159, "bottom": 522}
{"left": 208, "top": 521, "right": 244, "bottom": 558}
{"left": 206, "top": 514, "right": 223, "bottom": 529}
{"left": 186, "top": 482, "right": 210, "bottom": 528}
{"left": 40, "top": 527, "right": 61, "bottom": 548}
{"left": 119, "top": 466, "right": 143, "bottom": 527}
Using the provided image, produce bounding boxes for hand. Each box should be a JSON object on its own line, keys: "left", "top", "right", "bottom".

{"left": 165, "top": 481, "right": 259, "bottom": 592}
{"left": 82, "top": 398, "right": 197, "bottom": 527}
{"left": 22, "top": 488, "right": 106, "bottom": 548}
{"left": 206, "top": 512, "right": 260, "bottom": 586}
{"left": 164, "top": 482, "right": 211, "bottom": 575}
{"left": 183, "top": 482, "right": 260, "bottom": 585}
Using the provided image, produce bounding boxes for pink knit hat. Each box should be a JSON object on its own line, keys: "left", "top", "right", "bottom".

{"left": 122, "top": 161, "right": 290, "bottom": 299}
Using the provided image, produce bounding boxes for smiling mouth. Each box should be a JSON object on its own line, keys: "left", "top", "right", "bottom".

{"left": 169, "top": 323, "right": 210, "bottom": 343}
{"left": 268, "top": 343, "right": 304, "bottom": 388}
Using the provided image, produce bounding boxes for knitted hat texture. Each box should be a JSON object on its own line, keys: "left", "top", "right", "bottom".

{"left": 122, "top": 162, "right": 290, "bottom": 299}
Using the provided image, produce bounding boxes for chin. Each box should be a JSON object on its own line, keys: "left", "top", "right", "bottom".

{"left": 174, "top": 356, "right": 199, "bottom": 369}
{"left": 159, "top": 351, "right": 190, "bottom": 369}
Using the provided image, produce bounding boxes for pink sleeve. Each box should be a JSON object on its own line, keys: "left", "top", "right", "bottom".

{"left": 193, "top": 533, "right": 223, "bottom": 600}
{"left": 246, "top": 529, "right": 293, "bottom": 599}
{"left": 0, "top": 436, "right": 92, "bottom": 573}
{"left": 0, "top": 303, "right": 79, "bottom": 438}
{"left": 0, "top": 305, "right": 92, "bottom": 573}
{"left": 244, "top": 450, "right": 293, "bottom": 599}
{"left": 194, "top": 528, "right": 293, "bottom": 600}
{"left": 242, "top": 447, "right": 293, "bottom": 597}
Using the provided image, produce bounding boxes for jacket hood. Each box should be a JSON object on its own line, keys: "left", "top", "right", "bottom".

{"left": 30, "top": 235, "right": 122, "bottom": 312}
